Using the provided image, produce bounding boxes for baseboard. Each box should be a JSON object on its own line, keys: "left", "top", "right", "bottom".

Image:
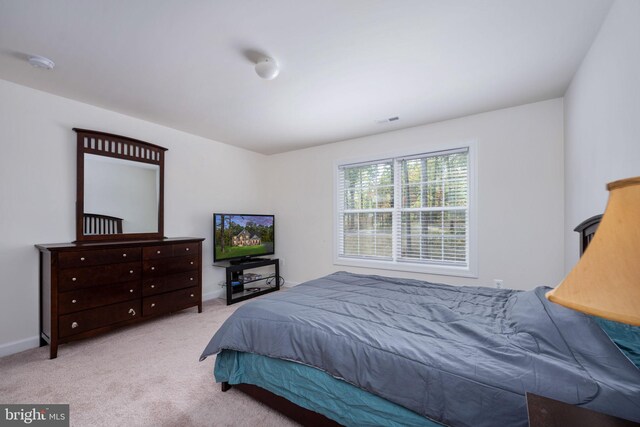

{"left": 203, "top": 288, "right": 225, "bottom": 301}
{"left": 0, "top": 336, "right": 40, "bottom": 358}
{"left": 283, "top": 281, "right": 300, "bottom": 288}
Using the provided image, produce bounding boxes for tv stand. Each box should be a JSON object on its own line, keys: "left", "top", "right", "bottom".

{"left": 215, "top": 258, "right": 280, "bottom": 305}
{"left": 229, "top": 257, "right": 270, "bottom": 265}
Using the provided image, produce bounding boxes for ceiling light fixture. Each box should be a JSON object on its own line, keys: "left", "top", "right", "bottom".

{"left": 255, "top": 57, "right": 279, "bottom": 80}
{"left": 28, "top": 55, "right": 55, "bottom": 70}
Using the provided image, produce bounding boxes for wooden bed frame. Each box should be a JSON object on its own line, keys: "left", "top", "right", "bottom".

{"left": 575, "top": 214, "right": 602, "bottom": 256}
{"left": 220, "top": 215, "right": 605, "bottom": 427}
{"left": 83, "top": 212, "right": 123, "bottom": 235}
{"left": 221, "top": 382, "right": 341, "bottom": 426}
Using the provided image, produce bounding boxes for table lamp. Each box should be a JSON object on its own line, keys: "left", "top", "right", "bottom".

{"left": 546, "top": 177, "right": 640, "bottom": 326}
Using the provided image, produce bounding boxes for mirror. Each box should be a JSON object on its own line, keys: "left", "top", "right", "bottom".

{"left": 75, "top": 128, "right": 167, "bottom": 242}
{"left": 84, "top": 154, "right": 159, "bottom": 234}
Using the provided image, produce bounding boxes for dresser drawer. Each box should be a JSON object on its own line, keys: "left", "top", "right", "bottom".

{"left": 143, "top": 271, "right": 198, "bottom": 296}
{"left": 59, "top": 300, "right": 141, "bottom": 338}
{"left": 142, "top": 245, "right": 173, "bottom": 260}
{"left": 58, "top": 247, "right": 141, "bottom": 268}
{"left": 143, "top": 255, "right": 199, "bottom": 277}
{"left": 142, "top": 242, "right": 199, "bottom": 260}
{"left": 171, "top": 242, "right": 199, "bottom": 257}
{"left": 58, "top": 262, "right": 141, "bottom": 291}
{"left": 58, "top": 281, "right": 141, "bottom": 315}
{"left": 143, "top": 286, "right": 199, "bottom": 317}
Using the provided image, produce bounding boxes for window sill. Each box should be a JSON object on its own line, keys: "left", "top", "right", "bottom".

{"left": 334, "top": 256, "right": 478, "bottom": 279}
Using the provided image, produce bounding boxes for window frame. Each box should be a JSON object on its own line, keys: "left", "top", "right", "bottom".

{"left": 333, "top": 141, "right": 478, "bottom": 278}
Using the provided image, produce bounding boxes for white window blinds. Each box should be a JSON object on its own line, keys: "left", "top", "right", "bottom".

{"left": 337, "top": 160, "right": 394, "bottom": 260}
{"left": 337, "top": 147, "right": 470, "bottom": 270}
{"left": 398, "top": 149, "right": 469, "bottom": 266}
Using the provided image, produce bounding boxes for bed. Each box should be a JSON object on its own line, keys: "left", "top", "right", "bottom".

{"left": 200, "top": 219, "right": 640, "bottom": 426}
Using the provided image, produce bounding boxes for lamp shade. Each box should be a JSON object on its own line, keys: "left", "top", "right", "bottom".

{"left": 546, "top": 177, "right": 640, "bottom": 326}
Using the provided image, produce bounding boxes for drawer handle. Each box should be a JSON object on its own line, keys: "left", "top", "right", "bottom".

{"left": 129, "top": 270, "right": 134, "bottom": 274}
{"left": 190, "top": 294, "right": 194, "bottom": 298}
{"left": 190, "top": 277, "right": 194, "bottom": 281}
{"left": 72, "top": 299, "right": 77, "bottom": 304}
{"left": 151, "top": 303, "right": 156, "bottom": 308}
{"left": 150, "top": 285, "right": 155, "bottom": 289}
{"left": 80, "top": 257, "right": 85, "bottom": 261}
{"left": 186, "top": 248, "right": 190, "bottom": 251}
{"left": 151, "top": 267, "right": 155, "bottom": 271}
{"left": 156, "top": 250, "right": 161, "bottom": 254}
{"left": 128, "top": 308, "right": 136, "bottom": 316}
{"left": 190, "top": 261, "right": 194, "bottom": 265}
{"left": 72, "top": 277, "right": 77, "bottom": 282}
{"left": 122, "top": 253, "right": 127, "bottom": 257}
{"left": 130, "top": 289, "right": 134, "bottom": 293}
{"left": 71, "top": 322, "right": 78, "bottom": 329}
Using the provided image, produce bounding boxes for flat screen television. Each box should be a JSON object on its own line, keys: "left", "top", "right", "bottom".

{"left": 213, "top": 213, "right": 275, "bottom": 263}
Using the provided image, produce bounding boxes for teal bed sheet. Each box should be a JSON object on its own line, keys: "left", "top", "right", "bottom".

{"left": 214, "top": 350, "right": 443, "bottom": 427}
{"left": 594, "top": 317, "right": 640, "bottom": 369}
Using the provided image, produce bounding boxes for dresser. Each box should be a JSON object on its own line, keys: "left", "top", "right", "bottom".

{"left": 36, "top": 237, "right": 204, "bottom": 359}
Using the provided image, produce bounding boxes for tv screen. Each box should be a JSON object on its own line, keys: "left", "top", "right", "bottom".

{"left": 213, "top": 213, "right": 275, "bottom": 262}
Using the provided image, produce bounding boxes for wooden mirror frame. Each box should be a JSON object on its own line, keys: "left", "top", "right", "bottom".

{"left": 74, "top": 128, "right": 167, "bottom": 242}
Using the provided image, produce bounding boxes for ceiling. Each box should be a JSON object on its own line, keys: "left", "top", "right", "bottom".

{"left": 0, "top": 0, "right": 612, "bottom": 154}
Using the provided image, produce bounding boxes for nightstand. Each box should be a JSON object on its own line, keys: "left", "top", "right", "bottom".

{"left": 526, "top": 393, "right": 639, "bottom": 427}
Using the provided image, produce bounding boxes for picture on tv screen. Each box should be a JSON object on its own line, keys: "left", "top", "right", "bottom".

{"left": 214, "top": 214, "right": 274, "bottom": 262}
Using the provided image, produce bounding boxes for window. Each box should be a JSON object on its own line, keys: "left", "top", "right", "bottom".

{"left": 335, "top": 145, "right": 476, "bottom": 277}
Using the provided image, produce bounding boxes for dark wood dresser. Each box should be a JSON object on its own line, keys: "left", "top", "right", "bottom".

{"left": 36, "top": 237, "right": 204, "bottom": 358}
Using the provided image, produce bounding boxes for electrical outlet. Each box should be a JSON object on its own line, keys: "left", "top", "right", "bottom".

{"left": 494, "top": 279, "right": 504, "bottom": 289}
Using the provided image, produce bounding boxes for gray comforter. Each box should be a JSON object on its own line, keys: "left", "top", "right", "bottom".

{"left": 200, "top": 272, "right": 640, "bottom": 426}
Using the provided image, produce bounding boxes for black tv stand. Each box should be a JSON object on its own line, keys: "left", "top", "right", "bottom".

{"left": 214, "top": 258, "right": 280, "bottom": 305}
{"left": 229, "top": 257, "right": 271, "bottom": 265}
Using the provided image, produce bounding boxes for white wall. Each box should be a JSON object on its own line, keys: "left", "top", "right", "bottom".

{"left": 268, "top": 99, "right": 565, "bottom": 291}
{"left": 564, "top": 0, "right": 640, "bottom": 272}
{"left": 0, "top": 79, "right": 269, "bottom": 355}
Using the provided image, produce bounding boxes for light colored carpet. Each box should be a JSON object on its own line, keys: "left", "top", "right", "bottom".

{"left": 0, "top": 298, "right": 299, "bottom": 427}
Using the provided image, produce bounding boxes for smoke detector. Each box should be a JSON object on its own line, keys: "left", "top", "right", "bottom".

{"left": 255, "top": 57, "right": 279, "bottom": 80}
{"left": 28, "top": 55, "right": 55, "bottom": 70}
